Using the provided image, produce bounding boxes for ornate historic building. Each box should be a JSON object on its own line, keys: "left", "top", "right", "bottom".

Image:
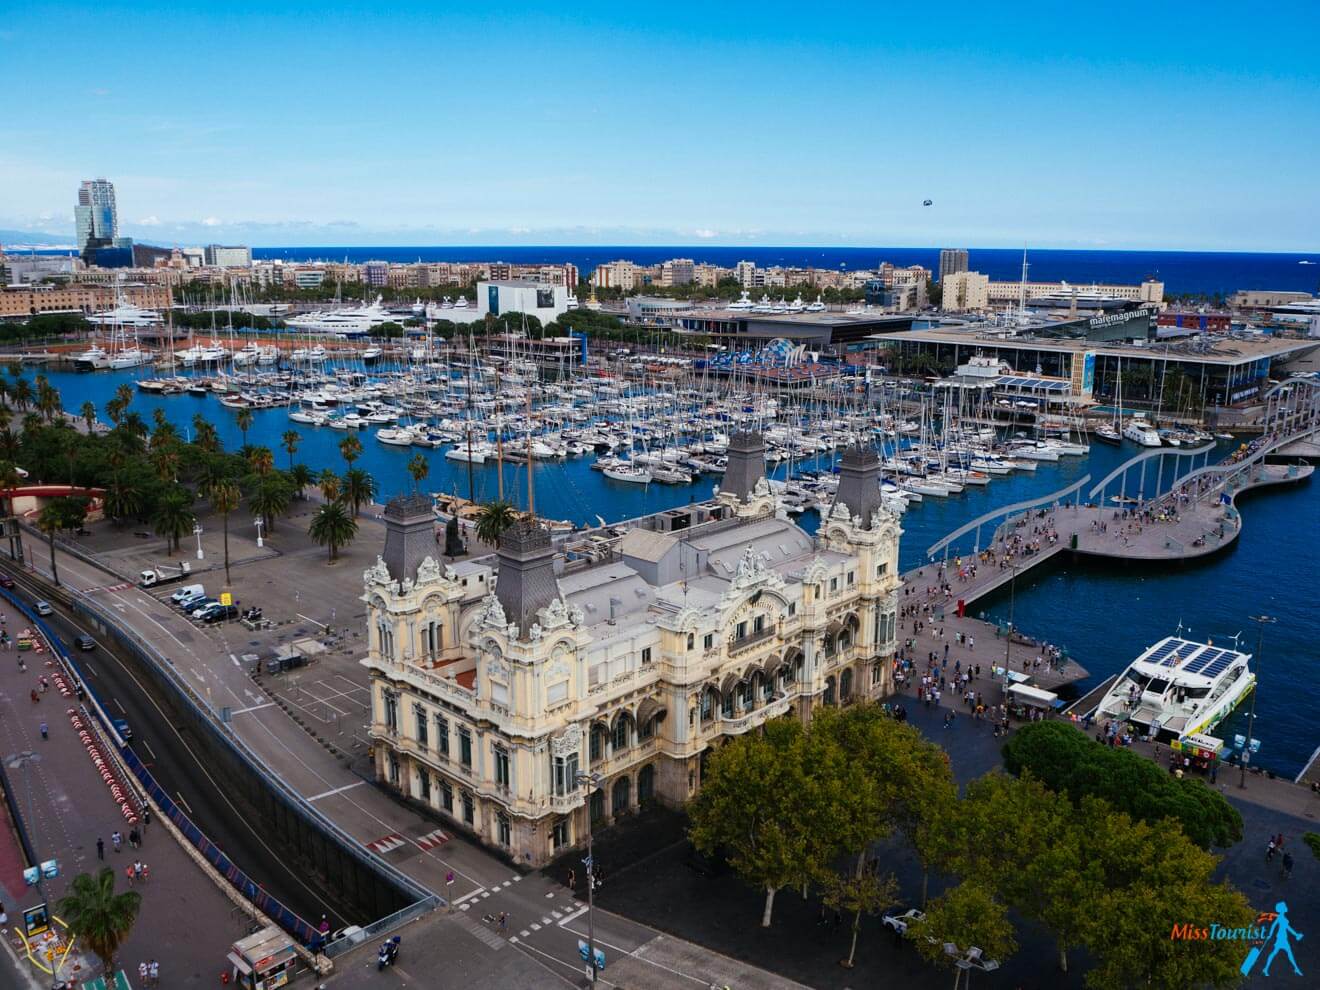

{"left": 362, "top": 434, "right": 902, "bottom": 866}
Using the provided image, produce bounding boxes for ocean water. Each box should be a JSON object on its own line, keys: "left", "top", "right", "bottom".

{"left": 250, "top": 246, "right": 1320, "bottom": 297}
{"left": 21, "top": 366, "right": 1320, "bottom": 777}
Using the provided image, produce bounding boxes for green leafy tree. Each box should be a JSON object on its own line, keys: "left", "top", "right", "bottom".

{"left": 211, "top": 480, "right": 241, "bottom": 585}
{"left": 822, "top": 867, "right": 899, "bottom": 969}
{"left": 475, "top": 500, "right": 518, "bottom": 548}
{"left": 289, "top": 462, "right": 313, "bottom": 497}
{"left": 247, "top": 445, "right": 274, "bottom": 477}
{"left": 317, "top": 468, "right": 341, "bottom": 503}
{"left": 688, "top": 719, "right": 822, "bottom": 927}
{"left": 152, "top": 487, "right": 195, "bottom": 555}
{"left": 56, "top": 867, "right": 142, "bottom": 976}
{"left": 80, "top": 400, "right": 98, "bottom": 433}
{"left": 281, "top": 429, "right": 301, "bottom": 471}
{"left": 1002, "top": 721, "right": 1242, "bottom": 848}
{"left": 407, "top": 453, "right": 430, "bottom": 493}
{"left": 1073, "top": 797, "right": 1254, "bottom": 990}
{"left": 10, "top": 377, "right": 31, "bottom": 411}
{"left": 907, "top": 883, "right": 1017, "bottom": 989}
{"left": 37, "top": 495, "right": 89, "bottom": 585}
{"left": 308, "top": 500, "right": 358, "bottom": 562}
{"left": 191, "top": 414, "right": 220, "bottom": 453}
{"left": 340, "top": 467, "right": 377, "bottom": 517}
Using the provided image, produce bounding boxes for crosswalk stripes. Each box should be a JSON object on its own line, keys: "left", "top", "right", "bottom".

{"left": 366, "top": 833, "right": 406, "bottom": 854}
{"left": 415, "top": 827, "right": 449, "bottom": 850}
{"left": 453, "top": 911, "right": 505, "bottom": 951}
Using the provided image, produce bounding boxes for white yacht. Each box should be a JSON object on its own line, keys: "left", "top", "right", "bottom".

{"left": 290, "top": 345, "right": 327, "bottom": 363}
{"left": 603, "top": 463, "right": 652, "bottom": 484}
{"left": 726, "top": 291, "right": 755, "bottom": 312}
{"left": 285, "top": 295, "right": 395, "bottom": 337}
{"left": 73, "top": 345, "right": 111, "bottom": 371}
{"left": 178, "top": 341, "right": 229, "bottom": 367}
{"left": 1093, "top": 636, "right": 1254, "bottom": 744}
{"left": 1122, "top": 416, "right": 1162, "bottom": 448}
{"left": 87, "top": 303, "right": 165, "bottom": 330}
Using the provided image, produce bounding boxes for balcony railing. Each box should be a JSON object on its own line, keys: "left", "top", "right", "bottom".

{"left": 728, "top": 627, "right": 777, "bottom": 657}
{"left": 717, "top": 693, "right": 792, "bottom": 735}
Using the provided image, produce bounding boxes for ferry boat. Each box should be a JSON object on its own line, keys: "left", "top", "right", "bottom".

{"left": 1092, "top": 635, "right": 1254, "bottom": 744}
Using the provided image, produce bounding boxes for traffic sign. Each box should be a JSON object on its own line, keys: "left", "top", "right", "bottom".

{"left": 220, "top": 592, "right": 233, "bottom": 606}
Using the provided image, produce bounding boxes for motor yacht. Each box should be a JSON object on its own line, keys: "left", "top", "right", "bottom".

{"left": 1122, "top": 417, "right": 1162, "bottom": 448}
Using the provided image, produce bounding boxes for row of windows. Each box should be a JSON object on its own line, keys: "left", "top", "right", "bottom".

{"left": 405, "top": 763, "right": 514, "bottom": 846}
{"left": 376, "top": 618, "right": 445, "bottom": 662}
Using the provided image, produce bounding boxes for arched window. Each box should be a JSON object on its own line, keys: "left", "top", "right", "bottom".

{"left": 612, "top": 714, "right": 631, "bottom": 751}
{"left": 638, "top": 765, "right": 655, "bottom": 804}
{"left": 840, "top": 668, "right": 853, "bottom": 702}
{"left": 612, "top": 777, "right": 631, "bottom": 815}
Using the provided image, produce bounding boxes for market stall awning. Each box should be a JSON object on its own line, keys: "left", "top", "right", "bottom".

{"left": 1008, "top": 683, "right": 1059, "bottom": 708}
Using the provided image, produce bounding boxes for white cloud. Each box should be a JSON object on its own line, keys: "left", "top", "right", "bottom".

{"left": 201, "top": 216, "right": 222, "bottom": 227}
{"left": 138, "top": 215, "right": 161, "bottom": 226}
{"left": 509, "top": 226, "right": 531, "bottom": 234}
{"left": 694, "top": 228, "right": 718, "bottom": 238}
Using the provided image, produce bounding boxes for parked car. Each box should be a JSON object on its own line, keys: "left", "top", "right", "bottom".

{"left": 169, "top": 583, "right": 205, "bottom": 606}
{"left": 188, "top": 599, "right": 220, "bottom": 619}
{"left": 202, "top": 604, "right": 239, "bottom": 624}
{"left": 75, "top": 635, "right": 96, "bottom": 651}
{"left": 34, "top": 600, "right": 53, "bottom": 616}
{"left": 176, "top": 591, "right": 209, "bottom": 611}
{"left": 882, "top": 908, "right": 927, "bottom": 936}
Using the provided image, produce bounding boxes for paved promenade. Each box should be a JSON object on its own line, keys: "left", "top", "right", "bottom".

{"left": 0, "top": 595, "right": 252, "bottom": 989}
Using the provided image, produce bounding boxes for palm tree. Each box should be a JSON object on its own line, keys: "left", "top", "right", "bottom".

{"left": 10, "top": 378, "right": 32, "bottom": 411}
{"left": 210, "top": 480, "right": 241, "bottom": 586}
{"left": 340, "top": 467, "right": 377, "bottom": 517}
{"left": 407, "top": 453, "right": 430, "bottom": 494}
{"left": 235, "top": 407, "right": 254, "bottom": 449}
{"left": 338, "top": 434, "right": 362, "bottom": 468}
{"left": 0, "top": 428, "right": 18, "bottom": 463}
{"left": 192, "top": 414, "right": 220, "bottom": 453}
{"left": 317, "top": 468, "right": 341, "bottom": 504}
{"left": 281, "top": 430, "right": 301, "bottom": 471}
{"left": 103, "top": 471, "right": 145, "bottom": 525}
{"left": 247, "top": 445, "right": 274, "bottom": 477}
{"left": 37, "top": 496, "right": 88, "bottom": 586}
{"left": 288, "top": 463, "right": 313, "bottom": 498}
{"left": 308, "top": 501, "right": 358, "bottom": 563}
{"left": 475, "top": 500, "right": 518, "bottom": 548}
{"left": 0, "top": 460, "right": 21, "bottom": 519}
{"left": 80, "top": 401, "right": 98, "bottom": 433}
{"left": 151, "top": 487, "right": 195, "bottom": 555}
{"left": 248, "top": 474, "right": 292, "bottom": 534}
{"left": 56, "top": 868, "right": 142, "bottom": 976}
{"left": 36, "top": 380, "right": 62, "bottom": 424}
{"left": 150, "top": 444, "right": 180, "bottom": 483}
{"left": 113, "top": 383, "right": 134, "bottom": 410}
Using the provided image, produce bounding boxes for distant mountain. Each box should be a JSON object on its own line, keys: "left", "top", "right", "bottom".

{"left": 0, "top": 228, "right": 74, "bottom": 248}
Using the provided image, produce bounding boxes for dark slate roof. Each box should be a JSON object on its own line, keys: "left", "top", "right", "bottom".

{"left": 832, "top": 444, "right": 883, "bottom": 529}
{"left": 494, "top": 520, "right": 560, "bottom": 639}
{"left": 382, "top": 493, "right": 436, "bottom": 586}
{"left": 721, "top": 431, "right": 766, "bottom": 503}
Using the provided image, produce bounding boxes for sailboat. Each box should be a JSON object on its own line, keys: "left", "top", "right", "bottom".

{"left": 1095, "top": 359, "right": 1122, "bottom": 446}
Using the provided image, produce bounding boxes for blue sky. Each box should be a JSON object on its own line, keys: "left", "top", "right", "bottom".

{"left": 3, "top": 0, "right": 1318, "bottom": 250}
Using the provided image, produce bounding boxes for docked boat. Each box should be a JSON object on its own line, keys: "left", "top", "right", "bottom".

{"left": 603, "top": 463, "right": 652, "bottom": 484}
{"left": 1122, "top": 417, "right": 1162, "bottom": 447}
{"left": 285, "top": 296, "right": 395, "bottom": 338}
{"left": 1092, "top": 635, "right": 1254, "bottom": 744}
{"left": 1093, "top": 422, "right": 1122, "bottom": 445}
{"left": 73, "top": 345, "right": 111, "bottom": 371}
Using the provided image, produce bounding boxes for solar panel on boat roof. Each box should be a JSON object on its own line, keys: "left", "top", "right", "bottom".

{"left": 1201, "top": 656, "right": 1234, "bottom": 678}
{"left": 1147, "top": 641, "right": 1177, "bottom": 664}
{"left": 1182, "top": 648, "right": 1219, "bottom": 674}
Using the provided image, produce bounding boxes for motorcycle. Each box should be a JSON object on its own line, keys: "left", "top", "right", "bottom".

{"left": 377, "top": 935, "right": 401, "bottom": 971}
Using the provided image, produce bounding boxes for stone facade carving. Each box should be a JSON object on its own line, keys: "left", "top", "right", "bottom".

{"left": 477, "top": 593, "right": 507, "bottom": 630}
{"left": 416, "top": 555, "right": 443, "bottom": 586}
{"left": 550, "top": 723, "right": 582, "bottom": 757}
{"left": 364, "top": 556, "right": 392, "bottom": 587}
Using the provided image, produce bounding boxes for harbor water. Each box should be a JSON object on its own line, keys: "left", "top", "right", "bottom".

{"left": 20, "top": 365, "right": 1320, "bottom": 777}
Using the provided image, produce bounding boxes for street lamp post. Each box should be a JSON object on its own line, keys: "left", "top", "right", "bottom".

{"left": 254, "top": 517, "right": 265, "bottom": 548}
{"left": 1239, "top": 614, "right": 1276, "bottom": 788}
{"left": 193, "top": 523, "right": 204, "bottom": 561}
{"left": 574, "top": 770, "right": 604, "bottom": 984}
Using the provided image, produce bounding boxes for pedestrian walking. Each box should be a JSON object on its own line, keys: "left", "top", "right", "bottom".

{"left": 96, "top": 837, "right": 104, "bottom": 861}
{"left": 142, "top": 807, "right": 151, "bottom": 829}
{"left": 129, "top": 828, "right": 140, "bottom": 850}
{"left": 138, "top": 962, "right": 148, "bottom": 986}
{"left": 140, "top": 863, "right": 150, "bottom": 883}
{"left": 125, "top": 865, "right": 134, "bottom": 887}
{"left": 111, "top": 830, "right": 122, "bottom": 853}
{"left": 39, "top": 720, "right": 47, "bottom": 740}
{"left": 133, "top": 860, "right": 143, "bottom": 881}
{"left": 149, "top": 960, "right": 159, "bottom": 986}
{"left": 1282, "top": 852, "right": 1294, "bottom": 879}
{"left": 29, "top": 688, "right": 38, "bottom": 704}
{"left": 1267, "top": 838, "right": 1277, "bottom": 863}
{"left": 567, "top": 868, "right": 576, "bottom": 893}
{"left": 498, "top": 911, "right": 509, "bottom": 935}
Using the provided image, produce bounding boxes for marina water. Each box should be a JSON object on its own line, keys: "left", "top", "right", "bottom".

{"left": 24, "top": 365, "right": 1319, "bottom": 777}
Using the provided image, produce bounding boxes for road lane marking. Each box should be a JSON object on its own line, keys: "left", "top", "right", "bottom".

{"left": 558, "top": 906, "right": 588, "bottom": 926}
{"left": 229, "top": 702, "right": 275, "bottom": 716}
{"left": 453, "top": 888, "right": 487, "bottom": 906}
{"left": 141, "top": 740, "right": 157, "bottom": 760}
{"left": 306, "top": 780, "right": 366, "bottom": 801}
{"left": 176, "top": 792, "right": 193, "bottom": 814}
{"left": 113, "top": 697, "right": 126, "bottom": 713}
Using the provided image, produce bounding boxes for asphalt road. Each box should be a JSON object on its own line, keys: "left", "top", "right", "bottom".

{"left": 0, "top": 564, "right": 361, "bottom": 931}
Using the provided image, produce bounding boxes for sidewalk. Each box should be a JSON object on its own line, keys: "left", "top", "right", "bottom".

{"left": 0, "top": 596, "right": 252, "bottom": 987}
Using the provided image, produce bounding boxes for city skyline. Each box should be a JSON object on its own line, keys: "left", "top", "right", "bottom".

{"left": 3, "top": 1, "right": 1319, "bottom": 251}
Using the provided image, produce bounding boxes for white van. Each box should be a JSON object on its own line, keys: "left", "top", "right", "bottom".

{"left": 170, "top": 583, "right": 205, "bottom": 606}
